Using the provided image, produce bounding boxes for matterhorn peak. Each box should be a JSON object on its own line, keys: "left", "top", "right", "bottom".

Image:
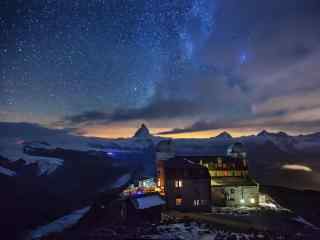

{"left": 257, "top": 130, "right": 270, "bottom": 137}
{"left": 215, "top": 131, "right": 233, "bottom": 139}
{"left": 133, "top": 123, "right": 152, "bottom": 138}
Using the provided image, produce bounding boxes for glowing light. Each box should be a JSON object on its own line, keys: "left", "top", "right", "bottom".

{"left": 240, "top": 52, "right": 248, "bottom": 64}
{"left": 250, "top": 198, "right": 255, "bottom": 204}
{"left": 240, "top": 199, "right": 245, "bottom": 204}
{"left": 16, "top": 139, "right": 25, "bottom": 145}
{"left": 259, "top": 202, "right": 277, "bottom": 209}
{"left": 175, "top": 180, "right": 183, "bottom": 188}
{"left": 282, "top": 164, "right": 312, "bottom": 172}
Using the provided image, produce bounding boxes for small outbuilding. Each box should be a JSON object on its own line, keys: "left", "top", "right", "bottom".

{"left": 121, "top": 193, "right": 165, "bottom": 225}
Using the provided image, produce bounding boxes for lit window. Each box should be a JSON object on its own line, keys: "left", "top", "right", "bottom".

{"left": 243, "top": 159, "right": 247, "bottom": 167}
{"left": 157, "top": 178, "right": 161, "bottom": 187}
{"left": 176, "top": 197, "right": 182, "bottom": 206}
{"left": 193, "top": 199, "right": 200, "bottom": 206}
{"left": 175, "top": 180, "right": 183, "bottom": 188}
{"left": 250, "top": 198, "right": 255, "bottom": 204}
{"left": 240, "top": 199, "right": 245, "bottom": 204}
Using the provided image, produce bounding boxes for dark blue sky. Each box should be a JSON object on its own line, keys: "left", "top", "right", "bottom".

{"left": 1, "top": 0, "right": 320, "bottom": 137}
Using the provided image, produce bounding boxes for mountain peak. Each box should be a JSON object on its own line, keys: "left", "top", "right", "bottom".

{"left": 257, "top": 130, "right": 290, "bottom": 138}
{"left": 257, "top": 130, "right": 270, "bottom": 137}
{"left": 133, "top": 123, "right": 152, "bottom": 138}
{"left": 277, "top": 131, "right": 289, "bottom": 137}
{"left": 215, "top": 131, "right": 232, "bottom": 139}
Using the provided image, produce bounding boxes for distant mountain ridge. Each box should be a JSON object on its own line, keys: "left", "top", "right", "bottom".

{"left": 1, "top": 122, "right": 320, "bottom": 238}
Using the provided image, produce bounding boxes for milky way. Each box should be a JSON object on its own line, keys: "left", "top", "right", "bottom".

{"left": 1, "top": 0, "right": 320, "bottom": 137}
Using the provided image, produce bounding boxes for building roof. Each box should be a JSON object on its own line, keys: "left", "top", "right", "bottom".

{"left": 130, "top": 194, "right": 165, "bottom": 210}
{"left": 211, "top": 176, "right": 258, "bottom": 187}
{"left": 164, "top": 158, "right": 210, "bottom": 179}
{"left": 164, "top": 157, "right": 205, "bottom": 169}
{"left": 173, "top": 155, "right": 234, "bottom": 162}
{"left": 175, "top": 141, "right": 246, "bottom": 157}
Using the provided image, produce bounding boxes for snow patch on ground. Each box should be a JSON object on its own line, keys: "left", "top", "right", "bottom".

{"left": 143, "top": 222, "right": 254, "bottom": 240}
{"left": 211, "top": 203, "right": 290, "bottom": 217}
{"left": 13, "top": 154, "right": 64, "bottom": 176}
{"left": 293, "top": 216, "right": 320, "bottom": 230}
{"left": 211, "top": 206, "right": 252, "bottom": 216}
{"left": 28, "top": 206, "right": 91, "bottom": 239}
{"left": 24, "top": 155, "right": 64, "bottom": 175}
{"left": 0, "top": 166, "right": 17, "bottom": 176}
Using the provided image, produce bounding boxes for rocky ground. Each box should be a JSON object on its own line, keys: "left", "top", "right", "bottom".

{"left": 40, "top": 212, "right": 319, "bottom": 240}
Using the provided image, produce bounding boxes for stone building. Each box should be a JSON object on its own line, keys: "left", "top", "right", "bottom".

{"left": 163, "top": 158, "right": 211, "bottom": 211}
{"left": 156, "top": 140, "right": 259, "bottom": 208}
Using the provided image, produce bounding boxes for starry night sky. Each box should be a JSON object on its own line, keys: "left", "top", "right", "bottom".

{"left": 1, "top": 0, "right": 320, "bottom": 138}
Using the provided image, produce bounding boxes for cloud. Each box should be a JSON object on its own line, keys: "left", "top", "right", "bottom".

{"left": 0, "top": 122, "right": 71, "bottom": 139}
{"left": 157, "top": 119, "right": 235, "bottom": 135}
{"left": 158, "top": 106, "right": 320, "bottom": 135}
{"left": 252, "top": 90, "right": 320, "bottom": 115}
{"left": 63, "top": 111, "right": 110, "bottom": 126}
{"left": 59, "top": 98, "right": 201, "bottom": 127}
{"left": 282, "top": 164, "right": 312, "bottom": 172}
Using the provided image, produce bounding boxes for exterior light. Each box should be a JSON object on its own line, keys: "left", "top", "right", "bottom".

{"left": 240, "top": 199, "right": 245, "bottom": 204}
{"left": 250, "top": 198, "right": 255, "bottom": 204}
{"left": 175, "top": 180, "right": 183, "bottom": 188}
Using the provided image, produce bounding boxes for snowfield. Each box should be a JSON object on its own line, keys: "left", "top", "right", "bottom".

{"left": 143, "top": 222, "right": 254, "bottom": 240}
{"left": 0, "top": 166, "right": 17, "bottom": 176}
{"left": 28, "top": 206, "right": 91, "bottom": 240}
{"left": 23, "top": 155, "right": 64, "bottom": 175}
{"left": 293, "top": 216, "right": 320, "bottom": 230}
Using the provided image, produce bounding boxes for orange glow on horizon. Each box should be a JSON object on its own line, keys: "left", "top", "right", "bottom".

{"left": 157, "top": 129, "right": 258, "bottom": 139}
{"left": 81, "top": 125, "right": 258, "bottom": 139}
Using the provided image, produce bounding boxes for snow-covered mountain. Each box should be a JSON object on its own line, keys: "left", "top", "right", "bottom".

{"left": 1, "top": 122, "right": 320, "bottom": 182}
{"left": 242, "top": 130, "right": 320, "bottom": 153}
{"left": 133, "top": 123, "right": 152, "bottom": 138}
{"left": 1, "top": 122, "right": 320, "bottom": 195}
{"left": 213, "top": 131, "right": 233, "bottom": 140}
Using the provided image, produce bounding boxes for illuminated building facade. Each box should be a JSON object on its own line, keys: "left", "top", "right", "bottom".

{"left": 156, "top": 141, "right": 259, "bottom": 208}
